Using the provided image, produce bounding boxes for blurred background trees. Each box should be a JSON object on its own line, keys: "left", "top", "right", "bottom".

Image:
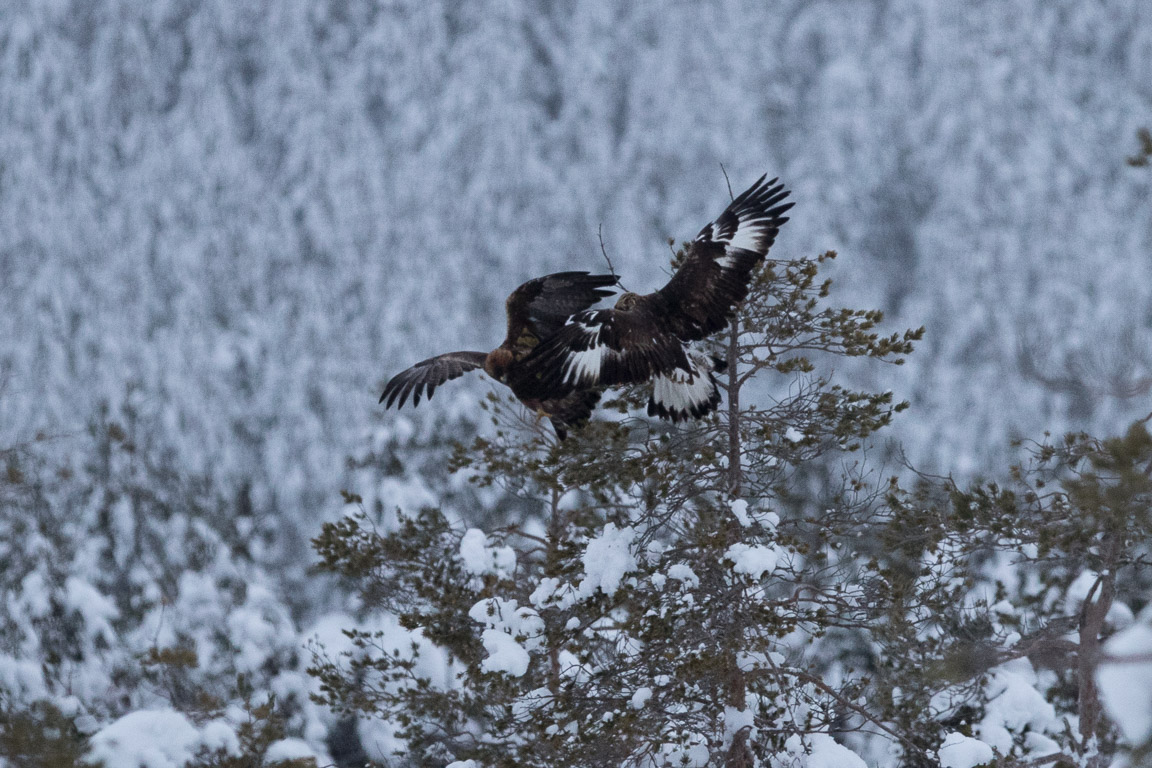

{"left": 2, "top": 1, "right": 1151, "bottom": 763}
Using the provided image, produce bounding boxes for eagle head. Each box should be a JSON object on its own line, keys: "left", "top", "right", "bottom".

{"left": 615, "top": 292, "right": 642, "bottom": 311}
{"left": 484, "top": 348, "right": 515, "bottom": 381}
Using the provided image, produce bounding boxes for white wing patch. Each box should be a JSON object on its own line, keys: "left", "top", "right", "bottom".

{"left": 563, "top": 346, "right": 604, "bottom": 386}
{"left": 727, "top": 215, "right": 769, "bottom": 253}
{"left": 648, "top": 352, "right": 721, "bottom": 422}
{"left": 561, "top": 320, "right": 606, "bottom": 386}
{"left": 714, "top": 212, "right": 773, "bottom": 267}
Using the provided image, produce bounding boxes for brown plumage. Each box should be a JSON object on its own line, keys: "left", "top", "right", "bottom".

{"left": 379, "top": 272, "right": 618, "bottom": 439}
{"left": 521, "top": 175, "right": 793, "bottom": 422}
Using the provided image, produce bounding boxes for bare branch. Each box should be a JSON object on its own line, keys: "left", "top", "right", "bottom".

{"left": 719, "top": 162, "right": 734, "bottom": 201}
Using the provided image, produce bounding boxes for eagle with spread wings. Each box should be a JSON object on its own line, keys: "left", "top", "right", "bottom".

{"left": 379, "top": 272, "right": 618, "bottom": 439}
{"left": 520, "top": 174, "right": 793, "bottom": 422}
{"left": 380, "top": 173, "right": 791, "bottom": 437}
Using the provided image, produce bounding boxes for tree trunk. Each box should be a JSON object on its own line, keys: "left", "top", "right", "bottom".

{"left": 726, "top": 323, "right": 742, "bottom": 497}
{"left": 1077, "top": 568, "right": 1115, "bottom": 761}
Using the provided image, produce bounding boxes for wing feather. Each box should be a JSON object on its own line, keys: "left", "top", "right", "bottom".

{"left": 504, "top": 272, "right": 618, "bottom": 350}
{"left": 520, "top": 307, "right": 690, "bottom": 394}
{"left": 657, "top": 175, "right": 793, "bottom": 341}
{"left": 379, "top": 351, "right": 489, "bottom": 409}
{"left": 647, "top": 352, "right": 723, "bottom": 422}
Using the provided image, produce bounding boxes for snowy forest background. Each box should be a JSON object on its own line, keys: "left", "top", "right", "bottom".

{"left": 2, "top": 1, "right": 1152, "bottom": 766}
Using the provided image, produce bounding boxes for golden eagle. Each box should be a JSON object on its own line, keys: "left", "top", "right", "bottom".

{"left": 521, "top": 175, "right": 792, "bottom": 422}
{"left": 379, "top": 272, "right": 618, "bottom": 439}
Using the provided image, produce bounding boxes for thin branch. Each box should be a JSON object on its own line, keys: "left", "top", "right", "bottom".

{"left": 597, "top": 223, "right": 617, "bottom": 280}
{"left": 1100, "top": 651, "right": 1152, "bottom": 665}
{"left": 0, "top": 429, "right": 84, "bottom": 457}
{"left": 727, "top": 322, "right": 742, "bottom": 497}
{"left": 1020, "top": 752, "right": 1077, "bottom": 767}
{"left": 719, "top": 162, "right": 734, "bottom": 201}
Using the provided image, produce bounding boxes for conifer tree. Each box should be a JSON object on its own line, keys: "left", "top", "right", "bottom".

{"left": 873, "top": 419, "right": 1152, "bottom": 768}
{"left": 310, "top": 246, "right": 922, "bottom": 767}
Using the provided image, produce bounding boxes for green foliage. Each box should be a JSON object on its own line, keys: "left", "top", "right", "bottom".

{"left": 0, "top": 701, "right": 92, "bottom": 768}
{"left": 871, "top": 420, "right": 1152, "bottom": 765}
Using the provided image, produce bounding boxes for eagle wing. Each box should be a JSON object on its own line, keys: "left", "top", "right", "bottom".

{"left": 379, "top": 351, "right": 489, "bottom": 409}
{"left": 503, "top": 271, "right": 618, "bottom": 351}
{"left": 518, "top": 306, "right": 690, "bottom": 394}
{"left": 656, "top": 175, "right": 793, "bottom": 341}
{"left": 520, "top": 177, "right": 791, "bottom": 394}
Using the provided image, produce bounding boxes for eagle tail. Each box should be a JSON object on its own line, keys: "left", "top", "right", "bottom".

{"left": 545, "top": 388, "right": 602, "bottom": 440}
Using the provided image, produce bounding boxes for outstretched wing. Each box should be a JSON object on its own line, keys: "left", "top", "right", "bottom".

{"left": 379, "top": 351, "right": 489, "bottom": 408}
{"left": 503, "top": 272, "right": 618, "bottom": 351}
{"left": 518, "top": 306, "right": 690, "bottom": 394}
{"left": 657, "top": 175, "right": 793, "bottom": 341}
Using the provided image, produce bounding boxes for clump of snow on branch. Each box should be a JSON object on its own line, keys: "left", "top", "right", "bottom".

{"left": 529, "top": 576, "right": 578, "bottom": 610}
{"left": 469, "top": 597, "right": 545, "bottom": 677}
{"left": 265, "top": 738, "right": 322, "bottom": 762}
{"left": 459, "top": 528, "right": 517, "bottom": 577}
{"left": 774, "top": 733, "right": 868, "bottom": 768}
{"left": 630, "top": 687, "right": 653, "bottom": 709}
{"left": 725, "top": 543, "right": 781, "bottom": 580}
{"left": 666, "top": 563, "right": 700, "bottom": 588}
{"left": 730, "top": 498, "right": 779, "bottom": 530}
{"left": 976, "top": 659, "right": 1058, "bottom": 754}
{"left": 937, "top": 732, "right": 994, "bottom": 768}
{"left": 87, "top": 710, "right": 239, "bottom": 768}
{"left": 578, "top": 523, "right": 638, "bottom": 598}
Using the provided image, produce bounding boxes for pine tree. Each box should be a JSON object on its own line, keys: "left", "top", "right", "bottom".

{"left": 873, "top": 420, "right": 1152, "bottom": 768}
{"left": 310, "top": 247, "right": 921, "bottom": 767}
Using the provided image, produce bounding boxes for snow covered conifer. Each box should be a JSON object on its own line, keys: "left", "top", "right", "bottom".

{"left": 873, "top": 420, "right": 1152, "bottom": 767}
